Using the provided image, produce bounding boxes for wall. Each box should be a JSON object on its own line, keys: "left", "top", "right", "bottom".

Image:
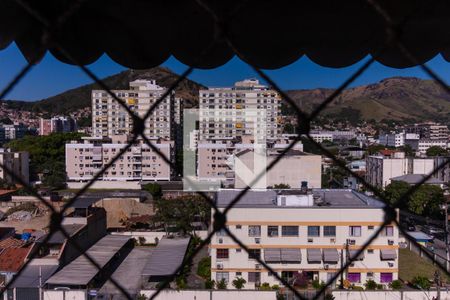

{"left": 43, "top": 290, "right": 86, "bottom": 300}
{"left": 140, "top": 290, "right": 276, "bottom": 300}
{"left": 111, "top": 230, "right": 209, "bottom": 244}
{"left": 332, "top": 290, "right": 450, "bottom": 300}
{"left": 67, "top": 180, "right": 141, "bottom": 190}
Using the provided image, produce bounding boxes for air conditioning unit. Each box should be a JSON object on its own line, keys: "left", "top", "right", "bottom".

{"left": 308, "top": 238, "right": 313, "bottom": 243}
{"left": 255, "top": 264, "right": 262, "bottom": 270}
{"left": 349, "top": 263, "right": 355, "bottom": 267}
{"left": 324, "top": 264, "right": 329, "bottom": 270}
{"left": 217, "top": 263, "right": 224, "bottom": 270}
{"left": 255, "top": 238, "right": 261, "bottom": 244}
{"left": 388, "top": 240, "right": 394, "bottom": 245}
{"left": 330, "top": 238, "right": 336, "bottom": 244}
{"left": 218, "top": 238, "right": 223, "bottom": 244}
{"left": 347, "top": 239, "right": 356, "bottom": 245}
{"left": 388, "top": 262, "right": 394, "bottom": 267}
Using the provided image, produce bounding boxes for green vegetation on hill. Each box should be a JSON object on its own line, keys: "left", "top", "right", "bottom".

{"left": 6, "top": 132, "right": 84, "bottom": 189}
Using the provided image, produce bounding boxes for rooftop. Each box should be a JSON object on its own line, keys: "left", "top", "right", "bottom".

{"left": 391, "top": 174, "right": 444, "bottom": 185}
{"left": 10, "top": 264, "right": 59, "bottom": 288}
{"left": 46, "top": 235, "right": 130, "bottom": 286}
{"left": 46, "top": 224, "right": 84, "bottom": 244}
{"left": 215, "top": 189, "right": 386, "bottom": 209}
{"left": 0, "top": 245, "right": 32, "bottom": 272}
{"left": 142, "top": 237, "right": 190, "bottom": 278}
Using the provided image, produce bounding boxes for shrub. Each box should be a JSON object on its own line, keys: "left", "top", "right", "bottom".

{"left": 136, "top": 294, "right": 148, "bottom": 300}
{"left": 312, "top": 279, "right": 325, "bottom": 290}
{"left": 272, "top": 284, "right": 280, "bottom": 290}
{"left": 138, "top": 237, "right": 146, "bottom": 245}
{"left": 364, "top": 279, "right": 377, "bottom": 290}
{"left": 412, "top": 276, "right": 431, "bottom": 290}
{"left": 352, "top": 285, "right": 364, "bottom": 291}
{"left": 325, "top": 294, "right": 335, "bottom": 300}
{"left": 204, "top": 279, "right": 215, "bottom": 289}
{"left": 216, "top": 279, "right": 227, "bottom": 289}
{"left": 196, "top": 257, "right": 211, "bottom": 279}
{"left": 232, "top": 277, "right": 247, "bottom": 289}
{"left": 293, "top": 272, "right": 308, "bottom": 289}
{"left": 142, "top": 182, "right": 162, "bottom": 199}
{"left": 376, "top": 284, "right": 384, "bottom": 290}
{"left": 389, "top": 280, "right": 403, "bottom": 290}
{"left": 175, "top": 277, "right": 187, "bottom": 290}
{"left": 259, "top": 282, "right": 271, "bottom": 291}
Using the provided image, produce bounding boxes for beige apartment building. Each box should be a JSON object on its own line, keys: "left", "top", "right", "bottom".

{"left": 198, "top": 79, "right": 281, "bottom": 141}
{"left": 65, "top": 135, "right": 173, "bottom": 182}
{"left": 211, "top": 189, "right": 399, "bottom": 289}
{"left": 0, "top": 149, "right": 29, "bottom": 184}
{"left": 366, "top": 150, "right": 435, "bottom": 188}
{"left": 92, "top": 80, "right": 182, "bottom": 141}
{"left": 196, "top": 138, "right": 320, "bottom": 188}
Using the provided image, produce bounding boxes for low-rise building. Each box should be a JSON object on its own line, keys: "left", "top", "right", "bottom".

{"left": 66, "top": 135, "right": 174, "bottom": 183}
{"left": 39, "top": 116, "right": 77, "bottom": 136}
{"left": 210, "top": 189, "right": 399, "bottom": 289}
{"left": 405, "top": 138, "right": 448, "bottom": 155}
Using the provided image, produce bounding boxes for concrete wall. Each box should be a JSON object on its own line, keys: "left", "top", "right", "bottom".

{"left": 43, "top": 290, "right": 86, "bottom": 300}
{"left": 140, "top": 289, "right": 277, "bottom": 300}
{"left": 67, "top": 180, "right": 141, "bottom": 190}
{"left": 332, "top": 290, "right": 450, "bottom": 300}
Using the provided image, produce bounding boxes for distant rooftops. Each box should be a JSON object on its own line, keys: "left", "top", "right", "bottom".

{"left": 201, "top": 78, "right": 271, "bottom": 91}
{"left": 215, "top": 189, "right": 386, "bottom": 209}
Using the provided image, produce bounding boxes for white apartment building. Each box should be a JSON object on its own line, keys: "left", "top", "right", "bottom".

{"left": 310, "top": 130, "right": 356, "bottom": 141}
{"left": 66, "top": 135, "right": 173, "bottom": 182}
{"left": 0, "top": 149, "right": 29, "bottom": 184}
{"left": 405, "top": 138, "right": 448, "bottom": 155}
{"left": 406, "top": 122, "right": 449, "bottom": 140}
{"left": 366, "top": 151, "right": 434, "bottom": 188}
{"left": 198, "top": 79, "right": 281, "bottom": 141}
{"left": 211, "top": 189, "right": 399, "bottom": 289}
{"left": 378, "top": 133, "right": 405, "bottom": 148}
{"left": 92, "top": 80, "right": 181, "bottom": 141}
{"left": 309, "top": 133, "right": 334, "bottom": 143}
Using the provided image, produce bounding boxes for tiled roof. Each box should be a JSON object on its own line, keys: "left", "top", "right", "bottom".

{"left": 0, "top": 237, "right": 25, "bottom": 249}
{"left": 0, "top": 245, "right": 31, "bottom": 272}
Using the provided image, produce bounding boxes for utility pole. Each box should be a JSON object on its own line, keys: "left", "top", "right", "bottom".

{"left": 435, "top": 270, "right": 441, "bottom": 300}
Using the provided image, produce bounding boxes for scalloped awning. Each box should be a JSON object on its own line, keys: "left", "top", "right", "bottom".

{"left": 1, "top": 0, "right": 450, "bottom": 69}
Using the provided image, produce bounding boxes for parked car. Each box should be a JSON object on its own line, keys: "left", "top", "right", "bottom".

{"left": 421, "top": 225, "right": 445, "bottom": 237}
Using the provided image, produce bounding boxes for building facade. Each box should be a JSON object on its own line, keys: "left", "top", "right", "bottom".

{"left": 39, "top": 116, "right": 77, "bottom": 136}
{"left": 92, "top": 80, "right": 180, "bottom": 141}
{"left": 198, "top": 79, "right": 281, "bottom": 141}
{"left": 0, "top": 149, "right": 29, "bottom": 184}
{"left": 404, "top": 138, "right": 448, "bottom": 155}
{"left": 211, "top": 189, "right": 399, "bottom": 289}
{"left": 66, "top": 135, "right": 173, "bottom": 182}
{"left": 406, "top": 122, "right": 449, "bottom": 140}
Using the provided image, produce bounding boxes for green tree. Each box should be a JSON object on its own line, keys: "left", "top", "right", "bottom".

{"left": 283, "top": 123, "right": 295, "bottom": 134}
{"left": 197, "top": 257, "right": 211, "bottom": 279}
{"left": 204, "top": 279, "right": 215, "bottom": 289}
{"left": 142, "top": 183, "right": 162, "bottom": 199}
{"left": 411, "top": 276, "right": 431, "bottom": 290}
{"left": 397, "top": 144, "right": 415, "bottom": 156}
{"left": 426, "top": 146, "right": 448, "bottom": 157}
{"left": 389, "top": 280, "right": 403, "bottom": 289}
{"left": 232, "top": 277, "right": 247, "bottom": 289}
{"left": 364, "top": 279, "right": 377, "bottom": 290}
{"left": 273, "top": 183, "right": 291, "bottom": 189}
{"left": 216, "top": 279, "right": 227, "bottom": 289}
{"left": 384, "top": 181, "right": 410, "bottom": 208}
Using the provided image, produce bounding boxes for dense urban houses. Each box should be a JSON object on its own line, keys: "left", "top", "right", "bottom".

{"left": 198, "top": 79, "right": 281, "bottom": 141}
{"left": 405, "top": 122, "right": 449, "bottom": 140}
{"left": 92, "top": 79, "right": 182, "bottom": 142}
{"left": 65, "top": 135, "right": 174, "bottom": 185}
{"left": 39, "top": 116, "right": 77, "bottom": 136}
{"left": 211, "top": 189, "right": 399, "bottom": 289}
{"left": 0, "top": 149, "right": 29, "bottom": 184}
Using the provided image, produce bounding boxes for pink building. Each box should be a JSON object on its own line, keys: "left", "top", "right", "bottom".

{"left": 65, "top": 135, "right": 174, "bottom": 182}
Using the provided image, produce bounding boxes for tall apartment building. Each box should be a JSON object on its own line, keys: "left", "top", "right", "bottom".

{"left": 39, "top": 116, "right": 77, "bottom": 136}
{"left": 405, "top": 138, "right": 448, "bottom": 155}
{"left": 198, "top": 79, "right": 281, "bottom": 141}
{"left": 66, "top": 135, "right": 173, "bottom": 182}
{"left": 0, "top": 149, "right": 29, "bottom": 184}
{"left": 3, "top": 124, "right": 27, "bottom": 141}
{"left": 378, "top": 133, "right": 405, "bottom": 148}
{"left": 92, "top": 80, "right": 181, "bottom": 141}
{"left": 366, "top": 150, "right": 434, "bottom": 188}
{"left": 406, "top": 122, "right": 449, "bottom": 140}
{"left": 211, "top": 189, "right": 399, "bottom": 289}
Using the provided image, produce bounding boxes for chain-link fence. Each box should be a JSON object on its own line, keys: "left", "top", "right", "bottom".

{"left": 0, "top": 1, "right": 450, "bottom": 300}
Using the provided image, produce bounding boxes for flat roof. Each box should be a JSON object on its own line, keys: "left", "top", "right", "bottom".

{"left": 142, "top": 238, "right": 190, "bottom": 277}
{"left": 98, "top": 247, "right": 153, "bottom": 297}
{"left": 391, "top": 174, "right": 443, "bottom": 185}
{"left": 406, "top": 231, "right": 433, "bottom": 241}
{"left": 215, "top": 189, "right": 386, "bottom": 209}
{"left": 47, "top": 224, "right": 84, "bottom": 244}
{"left": 46, "top": 235, "right": 130, "bottom": 286}
{"left": 67, "top": 197, "right": 100, "bottom": 209}
{"left": 10, "top": 264, "right": 59, "bottom": 288}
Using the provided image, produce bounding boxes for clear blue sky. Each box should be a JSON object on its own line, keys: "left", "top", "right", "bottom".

{"left": 1, "top": 42, "right": 449, "bottom": 101}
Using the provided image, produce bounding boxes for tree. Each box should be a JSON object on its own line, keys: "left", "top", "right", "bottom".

{"left": 364, "top": 279, "right": 377, "bottom": 290}
{"left": 216, "top": 279, "right": 227, "bottom": 289}
{"left": 426, "top": 146, "right": 448, "bottom": 157}
{"left": 232, "top": 277, "right": 247, "bottom": 289}
{"left": 384, "top": 181, "right": 410, "bottom": 208}
{"left": 397, "top": 144, "right": 415, "bottom": 157}
{"left": 273, "top": 183, "right": 291, "bottom": 189}
{"left": 283, "top": 123, "right": 295, "bottom": 134}
{"left": 142, "top": 182, "right": 162, "bottom": 199}
{"left": 411, "top": 276, "right": 431, "bottom": 290}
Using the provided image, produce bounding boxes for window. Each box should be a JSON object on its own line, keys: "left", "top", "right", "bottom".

{"left": 216, "top": 272, "right": 229, "bottom": 283}
{"left": 217, "top": 226, "right": 228, "bottom": 237}
{"left": 248, "top": 272, "right": 261, "bottom": 283}
{"left": 349, "top": 226, "right": 362, "bottom": 237}
{"left": 236, "top": 272, "right": 242, "bottom": 276}
{"left": 248, "top": 225, "right": 261, "bottom": 237}
{"left": 308, "top": 226, "right": 320, "bottom": 237}
{"left": 236, "top": 248, "right": 241, "bottom": 253}
{"left": 268, "top": 226, "right": 279, "bottom": 237}
{"left": 367, "top": 249, "right": 374, "bottom": 254}
{"left": 368, "top": 225, "right": 374, "bottom": 230}
{"left": 324, "top": 226, "right": 336, "bottom": 236}
{"left": 248, "top": 249, "right": 261, "bottom": 260}
{"left": 380, "top": 272, "right": 393, "bottom": 283}
{"left": 382, "top": 226, "right": 394, "bottom": 237}
{"left": 347, "top": 273, "right": 361, "bottom": 283}
{"left": 216, "top": 249, "right": 229, "bottom": 259}
{"left": 236, "top": 224, "right": 242, "bottom": 229}
{"left": 282, "top": 226, "right": 299, "bottom": 236}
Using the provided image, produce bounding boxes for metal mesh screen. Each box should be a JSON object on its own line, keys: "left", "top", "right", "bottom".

{"left": 0, "top": 1, "right": 449, "bottom": 300}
